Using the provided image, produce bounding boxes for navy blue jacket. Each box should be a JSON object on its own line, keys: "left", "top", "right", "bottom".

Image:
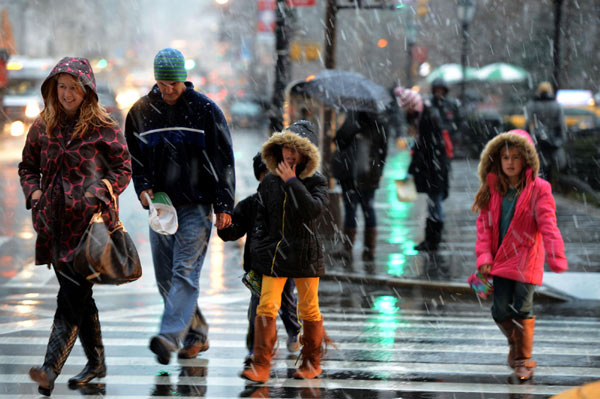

{"left": 125, "top": 83, "right": 235, "bottom": 213}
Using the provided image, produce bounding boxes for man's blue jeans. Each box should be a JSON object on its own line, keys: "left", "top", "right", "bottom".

{"left": 149, "top": 203, "right": 212, "bottom": 348}
{"left": 427, "top": 192, "right": 444, "bottom": 222}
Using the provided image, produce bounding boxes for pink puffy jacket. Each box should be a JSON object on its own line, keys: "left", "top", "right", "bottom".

{"left": 475, "top": 170, "right": 568, "bottom": 285}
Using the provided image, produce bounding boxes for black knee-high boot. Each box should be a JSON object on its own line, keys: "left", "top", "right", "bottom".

{"left": 68, "top": 305, "right": 106, "bottom": 385}
{"left": 415, "top": 218, "right": 443, "bottom": 251}
{"left": 29, "top": 313, "right": 79, "bottom": 396}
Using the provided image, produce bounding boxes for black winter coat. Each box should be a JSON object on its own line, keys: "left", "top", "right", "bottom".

{"left": 250, "top": 127, "right": 328, "bottom": 278}
{"left": 333, "top": 111, "right": 388, "bottom": 192}
{"left": 408, "top": 102, "right": 450, "bottom": 198}
{"left": 217, "top": 191, "right": 258, "bottom": 273}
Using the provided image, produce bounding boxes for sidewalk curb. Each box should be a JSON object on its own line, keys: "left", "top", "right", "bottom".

{"left": 322, "top": 271, "right": 572, "bottom": 303}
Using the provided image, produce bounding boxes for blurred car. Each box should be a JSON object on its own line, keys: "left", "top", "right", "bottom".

{"left": 96, "top": 84, "right": 123, "bottom": 128}
{"left": 228, "top": 99, "right": 264, "bottom": 129}
{"left": 1, "top": 56, "right": 53, "bottom": 137}
{"left": 503, "top": 89, "right": 600, "bottom": 133}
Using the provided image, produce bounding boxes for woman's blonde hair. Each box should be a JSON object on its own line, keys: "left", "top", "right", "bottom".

{"left": 41, "top": 73, "right": 116, "bottom": 138}
{"left": 471, "top": 143, "right": 528, "bottom": 213}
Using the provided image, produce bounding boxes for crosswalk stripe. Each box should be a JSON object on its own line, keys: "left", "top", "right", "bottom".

{"left": 2, "top": 323, "right": 598, "bottom": 344}
{"left": 2, "top": 356, "right": 599, "bottom": 378}
{"left": 98, "top": 316, "right": 600, "bottom": 334}
{"left": 1, "top": 336, "right": 598, "bottom": 356}
{"left": 0, "top": 374, "right": 573, "bottom": 396}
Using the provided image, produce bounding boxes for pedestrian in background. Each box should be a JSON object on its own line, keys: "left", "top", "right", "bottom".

{"left": 19, "top": 57, "right": 132, "bottom": 395}
{"left": 472, "top": 129, "right": 568, "bottom": 382}
{"left": 396, "top": 87, "right": 449, "bottom": 251}
{"left": 429, "top": 77, "right": 462, "bottom": 159}
{"left": 525, "top": 81, "right": 567, "bottom": 184}
{"left": 332, "top": 110, "right": 388, "bottom": 264}
{"left": 124, "top": 48, "right": 235, "bottom": 365}
{"left": 217, "top": 152, "right": 301, "bottom": 369}
{"left": 240, "top": 121, "right": 329, "bottom": 383}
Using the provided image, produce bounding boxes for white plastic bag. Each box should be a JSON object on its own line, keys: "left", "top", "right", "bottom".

{"left": 395, "top": 177, "right": 417, "bottom": 202}
{"left": 144, "top": 192, "right": 178, "bottom": 235}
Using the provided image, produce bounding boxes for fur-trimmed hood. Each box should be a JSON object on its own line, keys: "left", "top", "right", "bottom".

{"left": 261, "top": 121, "right": 321, "bottom": 179}
{"left": 477, "top": 130, "right": 539, "bottom": 184}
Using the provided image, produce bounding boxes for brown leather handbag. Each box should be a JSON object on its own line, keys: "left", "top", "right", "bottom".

{"left": 74, "top": 179, "right": 142, "bottom": 285}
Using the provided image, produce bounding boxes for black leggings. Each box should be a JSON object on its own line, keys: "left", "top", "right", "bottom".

{"left": 54, "top": 263, "right": 98, "bottom": 327}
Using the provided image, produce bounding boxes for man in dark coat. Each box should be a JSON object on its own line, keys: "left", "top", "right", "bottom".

{"left": 332, "top": 111, "right": 388, "bottom": 263}
{"left": 429, "top": 77, "right": 462, "bottom": 159}
{"left": 525, "top": 81, "right": 567, "bottom": 183}
{"left": 125, "top": 48, "right": 235, "bottom": 365}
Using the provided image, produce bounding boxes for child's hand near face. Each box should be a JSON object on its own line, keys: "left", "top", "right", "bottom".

{"left": 275, "top": 161, "right": 296, "bottom": 182}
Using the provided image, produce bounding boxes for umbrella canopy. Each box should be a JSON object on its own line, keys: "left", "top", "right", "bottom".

{"left": 303, "top": 70, "right": 392, "bottom": 113}
{"left": 476, "top": 62, "right": 529, "bottom": 83}
{"left": 426, "top": 63, "right": 478, "bottom": 84}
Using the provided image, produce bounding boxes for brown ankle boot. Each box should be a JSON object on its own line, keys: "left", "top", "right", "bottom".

{"left": 511, "top": 317, "right": 537, "bottom": 381}
{"left": 293, "top": 319, "right": 325, "bottom": 379}
{"left": 496, "top": 319, "right": 517, "bottom": 369}
{"left": 240, "top": 316, "right": 277, "bottom": 383}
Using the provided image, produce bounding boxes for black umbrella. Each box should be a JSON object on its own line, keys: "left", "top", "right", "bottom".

{"left": 303, "top": 70, "right": 393, "bottom": 113}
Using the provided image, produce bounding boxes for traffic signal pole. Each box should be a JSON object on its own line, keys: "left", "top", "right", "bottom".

{"left": 269, "top": 0, "right": 291, "bottom": 134}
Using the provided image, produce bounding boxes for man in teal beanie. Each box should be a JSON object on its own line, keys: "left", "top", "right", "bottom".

{"left": 125, "top": 48, "right": 235, "bottom": 365}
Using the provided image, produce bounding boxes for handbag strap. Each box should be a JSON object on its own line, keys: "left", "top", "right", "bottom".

{"left": 101, "top": 179, "right": 120, "bottom": 223}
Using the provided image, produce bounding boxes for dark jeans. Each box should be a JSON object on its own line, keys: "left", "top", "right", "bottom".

{"left": 491, "top": 276, "right": 536, "bottom": 322}
{"left": 342, "top": 188, "right": 377, "bottom": 229}
{"left": 426, "top": 192, "right": 444, "bottom": 222}
{"left": 246, "top": 278, "right": 300, "bottom": 353}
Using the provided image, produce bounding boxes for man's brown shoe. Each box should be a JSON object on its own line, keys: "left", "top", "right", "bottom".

{"left": 177, "top": 340, "right": 209, "bottom": 359}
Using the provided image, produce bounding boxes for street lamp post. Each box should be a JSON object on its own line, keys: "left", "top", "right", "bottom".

{"left": 404, "top": 10, "right": 416, "bottom": 87}
{"left": 457, "top": 0, "right": 475, "bottom": 103}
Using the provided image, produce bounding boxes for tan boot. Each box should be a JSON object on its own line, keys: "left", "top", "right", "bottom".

{"left": 496, "top": 319, "right": 517, "bottom": 369}
{"left": 240, "top": 316, "right": 277, "bottom": 383}
{"left": 293, "top": 319, "right": 324, "bottom": 379}
{"left": 511, "top": 317, "right": 537, "bottom": 381}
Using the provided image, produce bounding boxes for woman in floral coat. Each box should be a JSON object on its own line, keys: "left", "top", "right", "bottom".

{"left": 18, "top": 57, "right": 131, "bottom": 396}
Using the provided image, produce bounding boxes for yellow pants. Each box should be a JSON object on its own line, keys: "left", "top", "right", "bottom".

{"left": 257, "top": 276, "right": 321, "bottom": 322}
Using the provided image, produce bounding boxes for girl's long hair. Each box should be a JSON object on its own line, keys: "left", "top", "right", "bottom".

{"left": 471, "top": 144, "right": 527, "bottom": 213}
{"left": 41, "top": 74, "right": 116, "bottom": 139}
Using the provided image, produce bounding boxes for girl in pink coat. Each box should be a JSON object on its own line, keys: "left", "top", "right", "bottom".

{"left": 472, "top": 129, "right": 568, "bottom": 383}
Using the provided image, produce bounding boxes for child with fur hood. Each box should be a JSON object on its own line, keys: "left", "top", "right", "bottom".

{"left": 472, "top": 129, "right": 568, "bottom": 382}
{"left": 240, "top": 120, "right": 329, "bottom": 383}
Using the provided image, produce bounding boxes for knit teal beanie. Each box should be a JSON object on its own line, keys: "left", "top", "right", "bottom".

{"left": 154, "top": 48, "right": 187, "bottom": 82}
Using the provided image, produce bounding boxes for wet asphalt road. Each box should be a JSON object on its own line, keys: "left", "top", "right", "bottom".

{"left": 0, "top": 129, "right": 599, "bottom": 398}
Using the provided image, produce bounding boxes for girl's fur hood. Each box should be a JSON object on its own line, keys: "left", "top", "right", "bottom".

{"left": 261, "top": 128, "right": 321, "bottom": 179}
{"left": 477, "top": 131, "right": 539, "bottom": 184}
